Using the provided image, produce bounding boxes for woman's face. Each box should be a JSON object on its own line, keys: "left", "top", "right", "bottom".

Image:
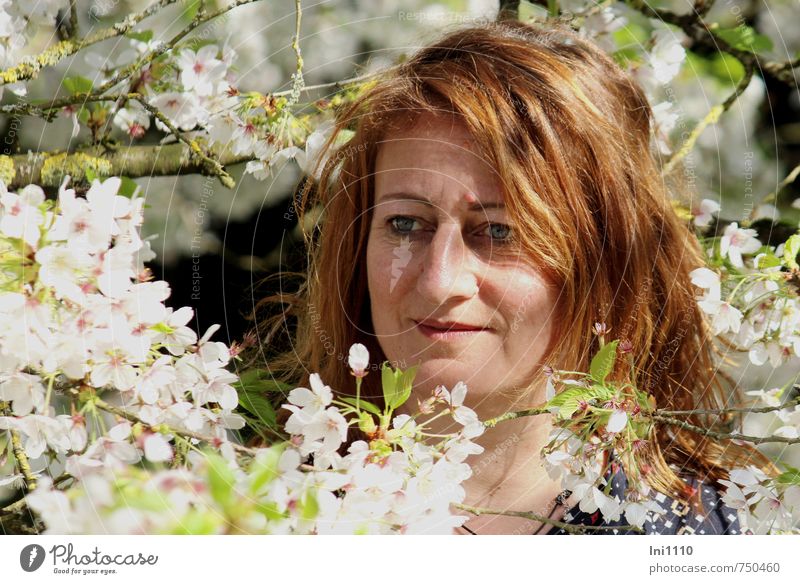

{"left": 366, "top": 113, "right": 559, "bottom": 416}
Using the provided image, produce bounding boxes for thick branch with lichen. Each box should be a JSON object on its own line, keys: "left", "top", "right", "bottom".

{"left": 0, "top": 144, "right": 252, "bottom": 189}
{"left": 0, "top": 0, "right": 179, "bottom": 86}
{"left": 0, "top": 402, "right": 37, "bottom": 491}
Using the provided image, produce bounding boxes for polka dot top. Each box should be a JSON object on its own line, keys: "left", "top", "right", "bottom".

{"left": 545, "top": 460, "right": 743, "bottom": 535}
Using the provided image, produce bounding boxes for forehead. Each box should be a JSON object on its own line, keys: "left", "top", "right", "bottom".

{"left": 374, "top": 113, "right": 502, "bottom": 205}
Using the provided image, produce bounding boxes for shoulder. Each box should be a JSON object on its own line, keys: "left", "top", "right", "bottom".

{"left": 546, "top": 465, "right": 743, "bottom": 535}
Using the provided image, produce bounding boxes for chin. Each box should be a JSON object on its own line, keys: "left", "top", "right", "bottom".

{"left": 410, "top": 359, "right": 482, "bottom": 392}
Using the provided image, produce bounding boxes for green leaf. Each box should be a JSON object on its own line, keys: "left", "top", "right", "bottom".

{"left": 181, "top": 0, "right": 202, "bottom": 22}
{"left": 206, "top": 452, "right": 235, "bottom": 508}
{"left": 783, "top": 234, "right": 800, "bottom": 270}
{"left": 547, "top": 383, "right": 613, "bottom": 420}
{"left": 381, "top": 362, "right": 418, "bottom": 410}
{"left": 590, "top": 340, "right": 619, "bottom": 384}
{"left": 84, "top": 168, "right": 97, "bottom": 183}
{"left": 233, "top": 369, "right": 293, "bottom": 394}
{"left": 714, "top": 25, "right": 774, "bottom": 53}
{"left": 396, "top": 365, "right": 418, "bottom": 409}
{"left": 126, "top": 30, "right": 154, "bottom": 43}
{"left": 254, "top": 501, "right": 286, "bottom": 521}
{"left": 63, "top": 76, "right": 94, "bottom": 95}
{"left": 169, "top": 510, "right": 219, "bottom": 534}
{"left": 118, "top": 176, "right": 140, "bottom": 198}
{"left": 381, "top": 362, "right": 398, "bottom": 408}
{"left": 357, "top": 411, "right": 377, "bottom": 435}
{"left": 339, "top": 396, "right": 381, "bottom": 416}
{"left": 238, "top": 389, "right": 277, "bottom": 430}
{"left": 298, "top": 488, "right": 319, "bottom": 522}
{"left": 755, "top": 252, "right": 782, "bottom": 269}
{"left": 776, "top": 463, "right": 800, "bottom": 486}
{"left": 518, "top": 0, "right": 547, "bottom": 22}
{"left": 249, "top": 443, "right": 286, "bottom": 494}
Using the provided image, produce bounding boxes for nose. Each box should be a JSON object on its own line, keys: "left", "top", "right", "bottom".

{"left": 415, "top": 222, "right": 479, "bottom": 303}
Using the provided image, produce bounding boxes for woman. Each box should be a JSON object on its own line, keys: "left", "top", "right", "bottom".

{"left": 251, "top": 19, "right": 776, "bottom": 534}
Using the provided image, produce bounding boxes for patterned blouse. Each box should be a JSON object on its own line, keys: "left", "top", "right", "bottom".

{"left": 545, "top": 461, "right": 743, "bottom": 535}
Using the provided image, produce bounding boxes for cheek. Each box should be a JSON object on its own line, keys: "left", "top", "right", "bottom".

{"left": 498, "top": 270, "right": 558, "bottom": 339}
{"left": 366, "top": 238, "right": 403, "bottom": 324}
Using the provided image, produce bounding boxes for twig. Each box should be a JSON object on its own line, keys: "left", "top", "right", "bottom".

{"left": 481, "top": 406, "right": 550, "bottom": 428}
{"left": 284, "top": 0, "right": 305, "bottom": 108}
{"left": 625, "top": 0, "right": 799, "bottom": 86}
{"left": 752, "top": 160, "right": 800, "bottom": 211}
{"left": 131, "top": 93, "right": 235, "bottom": 188}
{"left": 92, "top": 397, "right": 258, "bottom": 456}
{"left": 649, "top": 413, "right": 800, "bottom": 445}
{"left": 0, "top": 67, "right": 387, "bottom": 119}
{"left": 454, "top": 503, "right": 644, "bottom": 534}
{"left": 662, "top": 61, "right": 754, "bottom": 176}
{"left": 95, "top": 0, "right": 269, "bottom": 97}
{"left": 0, "top": 402, "right": 37, "bottom": 491}
{"left": 656, "top": 396, "right": 800, "bottom": 417}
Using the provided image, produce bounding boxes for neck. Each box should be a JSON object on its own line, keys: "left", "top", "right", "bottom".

{"left": 456, "top": 410, "right": 574, "bottom": 534}
{"left": 401, "top": 385, "right": 576, "bottom": 534}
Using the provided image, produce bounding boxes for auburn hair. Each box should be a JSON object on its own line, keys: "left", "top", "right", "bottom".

{"left": 247, "top": 19, "right": 778, "bottom": 511}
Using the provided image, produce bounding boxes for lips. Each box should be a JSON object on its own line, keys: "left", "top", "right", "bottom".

{"left": 413, "top": 319, "right": 489, "bottom": 341}
{"left": 413, "top": 319, "right": 489, "bottom": 332}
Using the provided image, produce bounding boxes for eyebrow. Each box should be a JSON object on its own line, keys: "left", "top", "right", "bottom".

{"left": 377, "top": 192, "right": 505, "bottom": 211}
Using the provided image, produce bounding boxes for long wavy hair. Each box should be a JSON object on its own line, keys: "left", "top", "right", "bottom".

{"left": 247, "top": 19, "right": 778, "bottom": 510}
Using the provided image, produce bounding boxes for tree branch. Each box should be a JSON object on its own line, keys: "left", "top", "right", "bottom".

{"left": 649, "top": 413, "right": 800, "bottom": 445}
{"left": 95, "top": 0, "right": 269, "bottom": 97}
{"left": 0, "top": 402, "right": 37, "bottom": 491}
{"left": 454, "top": 502, "right": 644, "bottom": 534}
{"left": 1, "top": 143, "right": 252, "bottom": 190}
{"left": 92, "top": 397, "right": 258, "bottom": 456}
{"left": 0, "top": 0, "right": 179, "bottom": 86}
{"left": 625, "top": 0, "right": 798, "bottom": 86}
{"left": 662, "top": 61, "right": 755, "bottom": 176}
{"left": 131, "top": 93, "right": 235, "bottom": 188}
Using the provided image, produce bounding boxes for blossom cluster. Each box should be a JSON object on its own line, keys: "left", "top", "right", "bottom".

{"left": 19, "top": 351, "right": 484, "bottom": 534}
{"left": 103, "top": 36, "right": 336, "bottom": 182}
{"left": 719, "top": 464, "right": 800, "bottom": 535}
{"left": 540, "top": 337, "right": 666, "bottom": 530}
{"left": 689, "top": 221, "right": 800, "bottom": 368}
{"left": 543, "top": 427, "right": 665, "bottom": 530}
{"left": 0, "top": 177, "right": 482, "bottom": 534}
{"left": 0, "top": 176, "right": 245, "bottom": 478}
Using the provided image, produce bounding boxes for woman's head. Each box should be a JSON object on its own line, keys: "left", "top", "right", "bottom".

{"left": 296, "top": 19, "right": 685, "bottom": 410}
{"left": 255, "top": 19, "right": 776, "bottom": 500}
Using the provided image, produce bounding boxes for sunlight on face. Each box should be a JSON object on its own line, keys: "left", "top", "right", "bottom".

{"left": 366, "top": 113, "right": 559, "bottom": 417}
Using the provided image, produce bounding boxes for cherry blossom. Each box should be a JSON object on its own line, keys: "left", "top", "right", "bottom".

{"left": 720, "top": 222, "right": 762, "bottom": 268}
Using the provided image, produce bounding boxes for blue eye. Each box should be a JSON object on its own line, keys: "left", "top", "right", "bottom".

{"left": 485, "top": 223, "right": 512, "bottom": 241}
{"left": 387, "top": 216, "right": 420, "bottom": 234}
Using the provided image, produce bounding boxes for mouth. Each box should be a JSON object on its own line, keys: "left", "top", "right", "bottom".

{"left": 413, "top": 319, "right": 490, "bottom": 340}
